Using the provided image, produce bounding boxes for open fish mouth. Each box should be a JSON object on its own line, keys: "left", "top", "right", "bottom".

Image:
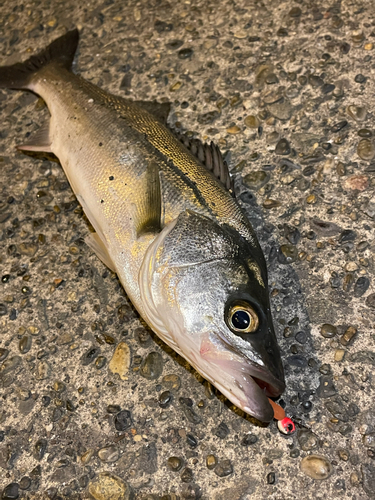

{"left": 198, "top": 332, "right": 285, "bottom": 422}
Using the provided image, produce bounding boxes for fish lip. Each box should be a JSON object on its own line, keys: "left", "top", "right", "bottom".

{"left": 217, "top": 333, "right": 285, "bottom": 398}
{"left": 199, "top": 331, "right": 285, "bottom": 421}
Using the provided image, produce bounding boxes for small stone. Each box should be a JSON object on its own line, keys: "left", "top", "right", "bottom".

{"left": 243, "top": 171, "right": 269, "bottom": 190}
{"left": 278, "top": 244, "right": 298, "bottom": 264}
{"left": 81, "top": 449, "right": 94, "bottom": 465}
{"left": 334, "top": 349, "right": 346, "bottom": 362}
{"left": 300, "top": 455, "right": 333, "bottom": 480}
{"left": 338, "top": 449, "right": 350, "bottom": 461}
{"left": 275, "top": 138, "right": 291, "bottom": 155}
{"left": 206, "top": 454, "right": 217, "bottom": 470}
{"left": 109, "top": 342, "right": 131, "bottom": 380}
{"left": 331, "top": 120, "right": 348, "bottom": 133}
{"left": 140, "top": 352, "right": 163, "bottom": 380}
{"left": 35, "top": 361, "right": 51, "bottom": 380}
{"left": 354, "top": 276, "right": 370, "bottom": 297}
{"left": 263, "top": 199, "right": 281, "bottom": 209}
{"left": 268, "top": 100, "right": 293, "bottom": 120}
{"left": 18, "top": 477, "right": 31, "bottom": 490}
{"left": 306, "top": 194, "right": 317, "bottom": 204}
{"left": 178, "top": 48, "right": 193, "bottom": 59}
{"left": 98, "top": 445, "right": 119, "bottom": 463}
{"left": 226, "top": 125, "right": 241, "bottom": 134}
{"left": 0, "top": 355, "right": 21, "bottom": 375}
{"left": 162, "top": 374, "right": 181, "bottom": 392}
{"left": 19, "top": 336, "right": 32, "bottom": 354}
{"left": 170, "top": 82, "right": 182, "bottom": 92}
{"left": 340, "top": 326, "right": 357, "bottom": 346}
{"left": 213, "top": 422, "right": 230, "bottom": 439}
{"left": 81, "top": 347, "right": 100, "bottom": 365}
{"left": 297, "top": 430, "right": 318, "bottom": 451}
{"left": 214, "top": 459, "right": 233, "bottom": 477}
{"left": 0, "top": 348, "right": 9, "bottom": 362}
{"left": 158, "top": 390, "right": 173, "bottom": 409}
{"left": 241, "top": 434, "right": 258, "bottom": 446}
{"left": 366, "top": 293, "right": 375, "bottom": 309}
{"left": 180, "top": 467, "right": 194, "bottom": 483}
{"left": 95, "top": 356, "right": 106, "bottom": 369}
{"left": 344, "top": 174, "right": 369, "bottom": 191}
{"left": 267, "top": 472, "right": 276, "bottom": 484}
{"left": 167, "top": 456, "right": 183, "bottom": 472}
{"left": 354, "top": 74, "right": 366, "bottom": 84}
{"left": 358, "top": 128, "right": 373, "bottom": 138}
{"left": 244, "top": 115, "right": 260, "bottom": 128}
{"left": 320, "top": 324, "right": 337, "bottom": 338}
{"left": 1, "top": 483, "right": 19, "bottom": 499}
{"left": 33, "top": 438, "right": 48, "bottom": 460}
{"left": 357, "top": 139, "right": 375, "bottom": 161}
{"left": 362, "top": 464, "right": 375, "bottom": 496}
{"left": 347, "top": 105, "right": 367, "bottom": 122}
{"left": 88, "top": 472, "right": 132, "bottom": 500}
{"left": 316, "top": 375, "right": 337, "bottom": 398}
{"left": 114, "top": 410, "right": 132, "bottom": 431}
{"left": 321, "top": 83, "right": 335, "bottom": 94}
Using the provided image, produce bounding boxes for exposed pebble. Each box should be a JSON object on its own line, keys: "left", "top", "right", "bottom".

{"left": 1, "top": 483, "right": 19, "bottom": 499}
{"left": 206, "top": 454, "right": 217, "bottom": 470}
{"left": 347, "top": 105, "right": 367, "bottom": 121}
{"left": 167, "top": 456, "right": 183, "bottom": 472}
{"left": 278, "top": 244, "right": 298, "bottom": 264}
{"left": 214, "top": 459, "right": 233, "bottom": 477}
{"left": 320, "top": 324, "right": 337, "bottom": 339}
{"left": 88, "top": 472, "right": 133, "bottom": 500}
{"left": 162, "top": 374, "right": 181, "bottom": 392}
{"left": 108, "top": 342, "right": 131, "bottom": 380}
{"left": 243, "top": 171, "right": 269, "bottom": 190}
{"left": 140, "top": 352, "right": 163, "bottom": 380}
{"left": 275, "top": 138, "right": 291, "bottom": 155}
{"left": 340, "top": 326, "right": 357, "bottom": 346}
{"left": 357, "top": 139, "right": 375, "bottom": 161}
{"left": 114, "top": 410, "right": 132, "bottom": 432}
{"left": 297, "top": 430, "right": 318, "bottom": 451}
{"left": 98, "top": 445, "right": 120, "bottom": 463}
{"left": 300, "top": 455, "right": 333, "bottom": 480}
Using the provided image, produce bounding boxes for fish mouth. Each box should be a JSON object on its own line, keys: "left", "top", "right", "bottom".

{"left": 198, "top": 332, "right": 285, "bottom": 422}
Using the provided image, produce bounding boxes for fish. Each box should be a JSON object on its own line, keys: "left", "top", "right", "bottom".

{"left": 0, "top": 29, "right": 285, "bottom": 423}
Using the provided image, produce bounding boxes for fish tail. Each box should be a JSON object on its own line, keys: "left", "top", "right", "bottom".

{"left": 0, "top": 28, "right": 79, "bottom": 90}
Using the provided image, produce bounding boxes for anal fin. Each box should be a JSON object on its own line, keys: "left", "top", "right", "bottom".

{"left": 17, "top": 119, "right": 52, "bottom": 152}
{"left": 85, "top": 232, "right": 116, "bottom": 273}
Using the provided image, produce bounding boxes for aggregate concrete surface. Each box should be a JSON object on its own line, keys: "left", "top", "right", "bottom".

{"left": 0, "top": 0, "right": 375, "bottom": 499}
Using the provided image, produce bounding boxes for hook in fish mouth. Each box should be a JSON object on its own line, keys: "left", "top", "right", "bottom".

{"left": 198, "top": 332, "right": 285, "bottom": 422}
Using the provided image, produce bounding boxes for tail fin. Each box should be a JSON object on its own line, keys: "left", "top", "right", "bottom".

{"left": 0, "top": 29, "right": 79, "bottom": 90}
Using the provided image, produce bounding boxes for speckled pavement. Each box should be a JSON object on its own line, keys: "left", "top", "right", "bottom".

{"left": 1, "top": 0, "right": 375, "bottom": 499}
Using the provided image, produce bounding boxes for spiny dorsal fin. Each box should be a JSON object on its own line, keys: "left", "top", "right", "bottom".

{"left": 176, "top": 133, "right": 235, "bottom": 197}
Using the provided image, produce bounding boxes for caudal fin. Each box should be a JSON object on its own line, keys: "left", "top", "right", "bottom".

{"left": 0, "top": 28, "right": 79, "bottom": 90}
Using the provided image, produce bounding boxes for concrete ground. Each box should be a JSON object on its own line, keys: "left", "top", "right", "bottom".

{"left": 0, "top": 0, "right": 375, "bottom": 498}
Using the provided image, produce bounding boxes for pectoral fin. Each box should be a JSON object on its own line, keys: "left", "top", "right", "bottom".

{"left": 85, "top": 232, "right": 116, "bottom": 273}
{"left": 136, "top": 161, "right": 162, "bottom": 238}
{"left": 17, "top": 119, "right": 52, "bottom": 152}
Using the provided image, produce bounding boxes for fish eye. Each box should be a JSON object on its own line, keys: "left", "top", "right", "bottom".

{"left": 227, "top": 302, "right": 259, "bottom": 334}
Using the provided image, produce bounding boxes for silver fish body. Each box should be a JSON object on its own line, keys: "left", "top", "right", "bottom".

{"left": 0, "top": 29, "right": 285, "bottom": 422}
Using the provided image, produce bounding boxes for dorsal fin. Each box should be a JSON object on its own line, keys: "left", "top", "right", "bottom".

{"left": 176, "top": 133, "right": 235, "bottom": 197}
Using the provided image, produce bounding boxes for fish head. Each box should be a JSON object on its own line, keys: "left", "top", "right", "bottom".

{"left": 139, "top": 210, "right": 285, "bottom": 422}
